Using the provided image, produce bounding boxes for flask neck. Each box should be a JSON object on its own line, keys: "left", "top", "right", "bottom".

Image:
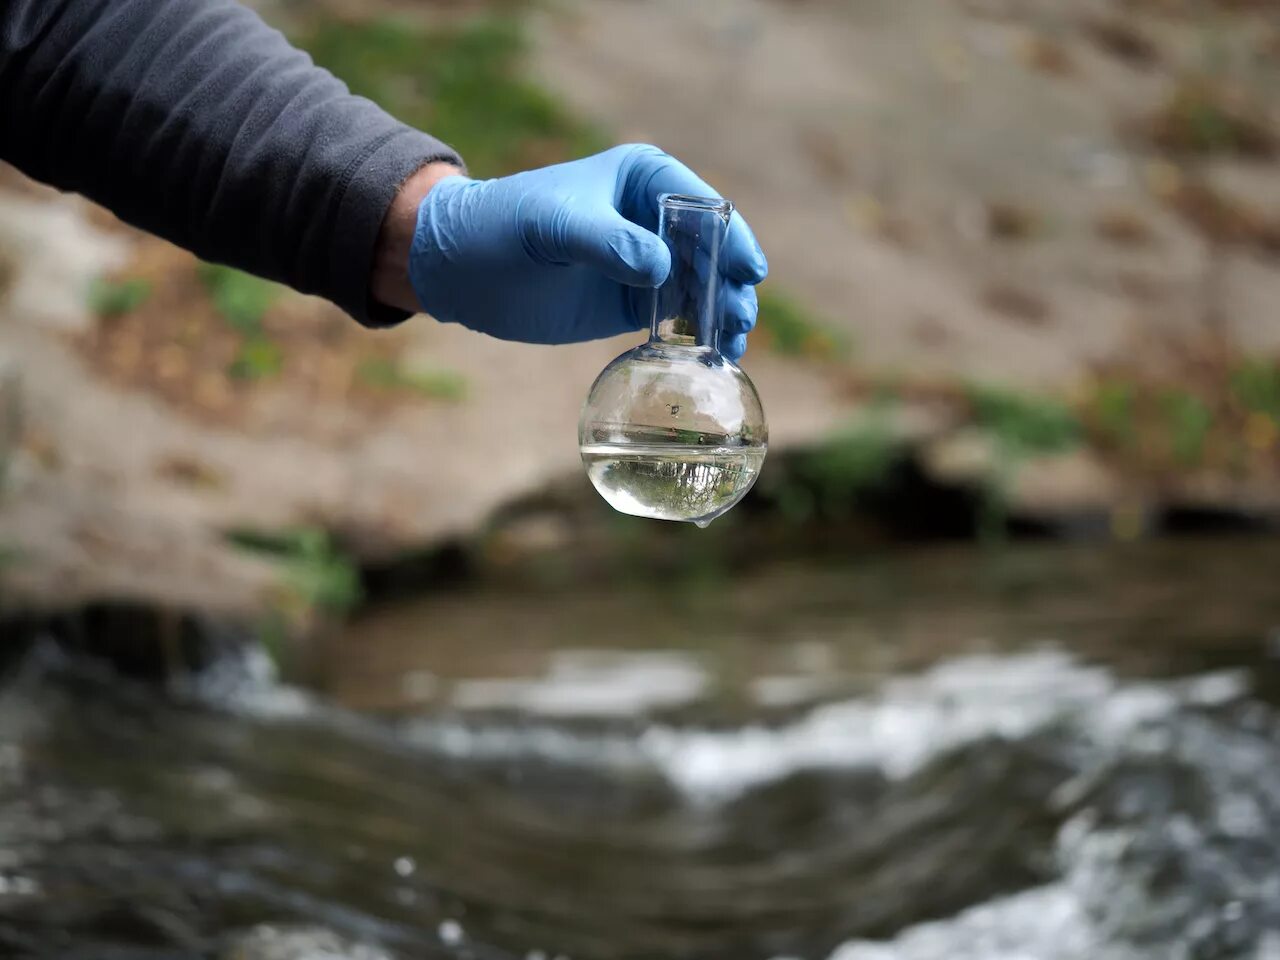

{"left": 649, "top": 194, "right": 733, "bottom": 351}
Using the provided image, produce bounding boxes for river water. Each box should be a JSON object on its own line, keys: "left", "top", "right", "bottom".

{"left": 3, "top": 539, "right": 1280, "bottom": 959}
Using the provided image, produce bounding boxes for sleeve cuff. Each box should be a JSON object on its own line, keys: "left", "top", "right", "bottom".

{"left": 330, "top": 126, "right": 463, "bottom": 328}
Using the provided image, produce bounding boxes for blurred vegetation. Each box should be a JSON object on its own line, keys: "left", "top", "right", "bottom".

{"left": 229, "top": 337, "right": 285, "bottom": 382}
{"left": 297, "top": 17, "right": 605, "bottom": 178}
{"left": 228, "top": 527, "right": 363, "bottom": 616}
{"left": 198, "top": 263, "right": 279, "bottom": 334}
{"left": 356, "top": 357, "right": 468, "bottom": 401}
{"left": 1081, "top": 352, "right": 1280, "bottom": 472}
{"left": 756, "top": 286, "right": 849, "bottom": 360}
{"left": 0, "top": 366, "right": 21, "bottom": 494}
{"left": 1145, "top": 79, "right": 1275, "bottom": 159}
{"left": 88, "top": 277, "right": 151, "bottom": 318}
{"left": 960, "top": 353, "right": 1280, "bottom": 480}
{"left": 1232, "top": 358, "right": 1280, "bottom": 420}
{"left": 791, "top": 417, "right": 897, "bottom": 517}
{"left": 968, "top": 386, "right": 1081, "bottom": 457}
{"left": 961, "top": 387, "right": 1080, "bottom": 542}
{"left": 198, "top": 264, "right": 286, "bottom": 381}
{"left": 731, "top": 348, "right": 1280, "bottom": 543}
{"left": 1087, "top": 380, "right": 1138, "bottom": 449}
{"left": 756, "top": 407, "right": 900, "bottom": 524}
{"left": 1162, "top": 390, "right": 1214, "bottom": 466}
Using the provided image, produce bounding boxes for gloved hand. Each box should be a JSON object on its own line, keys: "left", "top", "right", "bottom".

{"left": 408, "top": 144, "right": 768, "bottom": 361}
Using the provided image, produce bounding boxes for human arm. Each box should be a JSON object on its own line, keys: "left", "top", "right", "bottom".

{"left": 398, "top": 144, "right": 768, "bottom": 360}
{"left": 1, "top": 2, "right": 766, "bottom": 354}
{"left": 0, "top": 0, "right": 461, "bottom": 326}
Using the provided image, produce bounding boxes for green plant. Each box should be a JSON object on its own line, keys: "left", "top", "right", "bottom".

{"left": 0, "top": 368, "right": 20, "bottom": 493}
{"left": 228, "top": 336, "right": 284, "bottom": 381}
{"left": 1162, "top": 390, "right": 1213, "bottom": 465}
{"left": 254, "top": 611, "right": 290, "bottom": 669}
{"left": 298, "top": 17, "right": 604, "bottom": 178}
{"left": 764, "top": 412, "right": 899, "bottom": 522}
{"left": 1089, "top": 380, "right": 1137, "bottom": 447}
{"left": 88, "top": 277, "right": 151, "bottom": 318}
{"left": 803, "top": 419, "right": 896, "bottom": 494}
{"left": 198, "top": 263, "right": 279, "bottom": 334}
{"left": 1230, "top": 358, "right": 1280, "bottom": 420}
{"left": 356, "top": 357, "right": 468, "bottom": 400}
{"left": 229, "top": 527, "right": 362, "bottom": 615}
{"left": 977, "top": 458, "right": 1015, "bottom": 547}
{"left": 968, "top": 386, "right": 1080, "bottom": 456}
{"left": 1147, "top": 80, "right": 1275, "bottom": 158}
{"left": 756, "top": 286, "right": 848, "bottom": 359}
{"left": 198, "top": 263, "right": 285, "bottom": 380}
{"left": 964, "top": 386, "right": 1079, "bottom": 545}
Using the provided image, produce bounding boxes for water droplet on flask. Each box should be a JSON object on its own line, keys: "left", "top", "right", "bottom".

{"left": 694, "top": 519, "right": 711, "bottom": 529}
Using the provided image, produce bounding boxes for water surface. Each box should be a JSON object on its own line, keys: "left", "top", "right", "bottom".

{"left": 3, "top": 539, "right": 1280, "bottom": 959}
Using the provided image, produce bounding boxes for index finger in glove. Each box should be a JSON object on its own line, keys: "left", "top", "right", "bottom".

{"left": 620, "top": 146, "right": 769, "bottom": 287}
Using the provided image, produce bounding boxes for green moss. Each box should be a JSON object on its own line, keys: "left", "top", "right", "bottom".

{"left": 198, "top": 263, "right": 280, "bottom": 335}
{"left": 756, "top": 286, "right": 848, "bottom": 360}
{"left": 88, "top": 277, "right": 151, "bottom": 318}
{"left": 356, "top": 357, "right": 468, "bottom": 401}
{"left": 297, "top": 16, "right": 605, "bottom": 178}
{"left": 960, "top": 386, "right": 1081, "bottom": 543}
{"left": 1162, "top": 390, "right": 1213, "bottom": 466}
{"left": 968, "top": 386, "right": 1080, "bottom": 456}
{"left": 761, "top": 411, "right": 899, "bottom": 523}
{"left": 228, "top": 336, "right": 284, "bottom": 381}
{"left": 198, "top": 263, "right": 284, "bottom": 379}
{"left": 1230, "top": 358, "right": 1280, "bottom": 420}
{"left": 252, "top": 611, "right": 291, "bottom": 670}
{"left": 1089, "top": 380, "right": 1137, "bottom": 447}
{"left": 229, "top": 527, "right": 362, "bottom": 615}
{"left": 801, "top": 419, "right": 896, "bottom": 496}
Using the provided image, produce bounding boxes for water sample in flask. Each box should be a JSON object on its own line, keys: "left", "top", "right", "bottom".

{"left": 579, "top": 194, "right": 768, "bottom": 527}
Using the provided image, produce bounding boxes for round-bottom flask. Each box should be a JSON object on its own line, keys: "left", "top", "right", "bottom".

{"left": 579, "top": 195, "right": 767, "bottom": 527}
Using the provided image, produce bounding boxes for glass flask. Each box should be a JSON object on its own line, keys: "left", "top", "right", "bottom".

{"left": 579, "top": 194, "right": 768, "bottom": 527}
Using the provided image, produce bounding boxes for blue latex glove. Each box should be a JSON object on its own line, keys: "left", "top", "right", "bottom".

{"left": 408, "top": 144, "right": 768, "bottom": 361}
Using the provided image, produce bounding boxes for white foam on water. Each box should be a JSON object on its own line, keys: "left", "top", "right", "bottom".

{"left": 1082, "top": 670, "right": 1246, "bottom": 746}
{"left": 450, "top": 649, "right": 707, "bottom": 717}
{"left": 751, "top": 674, "right": 846, "bottom": 708}
{"left": 1181, "top": 670, "right": 1250, "bottom": 707}
{"left": 641, "top": 651, "right": 1121, "bottom": 801}
{"left": 815, "top": 776, "right": 1261, "bottom": 960}
{"left": 225, "top": 924, "right": 394, "bottom": 960}
{"left": 647, "top": 659, "right": 1249, "bottom": 803}
{"left": 175, "top": 644, "right": 313, "bottom": 719}
{"left": 400, "top": 716, "right": 644, "bottom": 772}
{"left": 400, "top": 652, "right": 1250, "bottom": 805}
{"left": 438, "top": 919, "right": 465, "bottom": 946}
{"left": 817, "top": 884, "right": 1127, "bottom": 960}
{"left": 1257, "top": 933, "right": 1280, "bottom": 960}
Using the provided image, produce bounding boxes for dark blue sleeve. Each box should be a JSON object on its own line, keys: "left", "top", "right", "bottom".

{"left": 0, "top": 0, "right": 462, "bottom": 326}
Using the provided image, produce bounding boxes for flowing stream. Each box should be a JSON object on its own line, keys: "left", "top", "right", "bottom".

{"left": 3, "top": 539, "right": 1280, "bottom": 960}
